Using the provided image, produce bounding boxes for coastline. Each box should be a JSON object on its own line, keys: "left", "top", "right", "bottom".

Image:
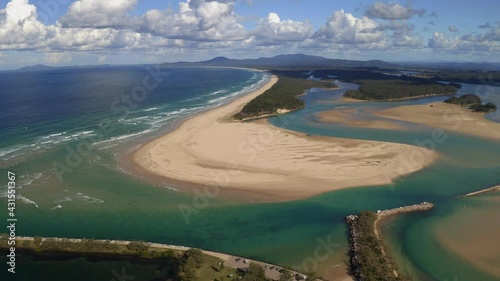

{"left": 4, "top": 236, "right": 305, "bottom": 280}
{"left": 130, "top": 71, "right": 438, "bottom": 201}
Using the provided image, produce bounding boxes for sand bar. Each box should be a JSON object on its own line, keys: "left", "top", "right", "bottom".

{"left": 132, "top": 74, "right": 437, "bottom": 201}
{"left": 374, "top": 102, "right": 500, "bottom": 140}
{"left": 317, "top": 107, "right": 406, "bottom": 130}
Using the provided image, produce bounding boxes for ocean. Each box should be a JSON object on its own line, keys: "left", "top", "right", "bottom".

{"left": 0, "top": 66, "right": 499, "bottom": 281}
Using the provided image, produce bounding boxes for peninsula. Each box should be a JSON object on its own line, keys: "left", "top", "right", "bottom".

{"left": 132, "top": 73, "right": 437, "bottom": 201}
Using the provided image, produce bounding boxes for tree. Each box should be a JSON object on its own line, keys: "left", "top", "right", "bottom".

{"left": 241, "top": 263, "right": 267, "bottom": 281}
{"left": 279, "top": 269, "right": 293, "bottom": 281}
{"left": 126, "top": 240, "right": 149, "bottom": 253}
{"left": 33, "top": 236, "right": 43, "bottom": 246}
{"left": 182, "top": 248, "right": 204, "bottom": 269}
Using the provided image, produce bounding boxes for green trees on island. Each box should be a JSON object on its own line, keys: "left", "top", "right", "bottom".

{"left": 444, "top": 94, "right": 497, "bottom": 113}
{"left": 234, "top": 76, "right": 336, "bottom": 120}
{"left": 344, "top": 79, "right": 458, "bottom": 101}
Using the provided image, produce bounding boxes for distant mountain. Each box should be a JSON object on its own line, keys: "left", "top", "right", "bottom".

{"left": 18, "top": 64, "right": 54, "bottom": 72}
{"left": 164, "top": 54, "right": 397, "bottom": 69}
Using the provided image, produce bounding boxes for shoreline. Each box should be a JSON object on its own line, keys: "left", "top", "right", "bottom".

{"left": 130, "top": 71, "right": 438, "bottom": 201}
{"left": 4, "top": 236, "right": 305, "bottom": 280}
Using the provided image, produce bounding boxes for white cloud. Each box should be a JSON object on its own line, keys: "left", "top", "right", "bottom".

{"left": 429, "top": 29, "right": 500, "bottom": 53}
{"left": 45, "top": 52, "right": 72, "bottom": 64}
{"left": 313, "top": 10, "right": 384, "bottom": 45}
{"left": 365, "top": 2, "right": 426, "bottom": 20}
{"left": 428, "top": 32, "right": 459, "bottom": 49}
{"left": 59, "top": 0, "right": 138, "bottom": 28}
{"left": 252, "top": 12, "right": 313, "bottom": 45}
{"left": 0, "top": 0, "right": 47, "bottom": 49}
{"left": 139, "top": 0, "right": 245, "bottom": 41}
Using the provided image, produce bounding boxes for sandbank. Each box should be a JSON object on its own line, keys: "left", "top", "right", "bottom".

{"left": 317, "top": 108, "right": 406, "bottom": 130}
{"left": 434, "top": 194, "right": 500, "bottom": 278}
{"left": 375, "top": 102, "right": 500, "bottom": 140}
{"left": 132, "top": 75, "right": 437, "bottom": 201}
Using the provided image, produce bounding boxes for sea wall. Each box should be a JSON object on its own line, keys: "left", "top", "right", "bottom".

{"left": 345, "top": 202, "right": 434, "bottom": 281}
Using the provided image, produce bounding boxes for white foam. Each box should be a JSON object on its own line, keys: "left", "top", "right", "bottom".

{"left": 0, "top": 146, "right": 24, "bottom": 157}
{"left": 16, "top": 195, "right": 39, "bottom": 208}
{"left": 143, "top": 107, "right": 158, "bottom": 112}
{"left": 51, "top": 204, "right": 62, "bottom": 210}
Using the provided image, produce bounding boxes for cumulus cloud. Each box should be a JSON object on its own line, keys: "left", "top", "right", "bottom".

{"left": 393, "top": 34, "right": 423, "bottom": 47}
{"left": 428, "top": 32, "right": 458, "bottom": 49}
{"left": 365, "top": 2, "right": 425, "bottom": 20}
{"left": 448, "top": 25, "right": 458, "bottom": 32}
{"left": 0, "top": 0, "right": 47, "bottom": 49}
{"left": 313, "top": 10, "right": 384, "bottom": 45}
{"left": 59, "top": 0, "right": 138, "bottom": 28}
{"left": 252, "top": 13, "right": 313, "bottom": 45}
{"left": 429, "top": 29, "right": 500, "bottom": 53}
{"left": 139, "top": 0, "right": 245, "bottom": 41}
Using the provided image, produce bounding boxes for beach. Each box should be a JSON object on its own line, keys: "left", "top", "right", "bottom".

{"left": 132, "top": 75, "right": 437, "bottom": 201}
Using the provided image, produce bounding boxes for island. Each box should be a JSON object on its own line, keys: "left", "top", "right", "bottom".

{"left": 444, "top": 94, "right": 497, "bottom": 113}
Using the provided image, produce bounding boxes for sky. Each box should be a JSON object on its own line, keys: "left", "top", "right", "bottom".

{"left": 0, "top": 0, "right": 499, "bottom": 70}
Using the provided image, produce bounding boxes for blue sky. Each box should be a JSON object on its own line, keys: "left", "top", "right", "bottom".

{"left": 0, "top": 0, "right": 499, "bottom": 70}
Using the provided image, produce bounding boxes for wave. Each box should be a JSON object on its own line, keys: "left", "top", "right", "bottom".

{"left": 206, "top": 89, "right": 229, "bottom": 97}
{"left": 0, "top": 146, "right": 24, "bottom": 157}
{"left": 18, "top": 172, "right": 44, "bottom": 188}
{"left": 16, "top": 194, "right": 39, "bottom": 208}
{"left": 51, "top": 204, "right": 62, "bottom": 210}
{"left": 143, "top": 107, "right": 158, "bottom": 112}
{"left": 74, "top": 192, "right": 104, "bottom": 204}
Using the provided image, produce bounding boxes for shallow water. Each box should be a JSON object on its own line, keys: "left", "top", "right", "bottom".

{"left": 1, "top": 68, "right": 499, "bottom": 280}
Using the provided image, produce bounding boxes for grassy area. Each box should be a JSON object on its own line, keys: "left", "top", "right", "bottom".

{"left": 234, "top": 75, "right": 336, "bottom": 120}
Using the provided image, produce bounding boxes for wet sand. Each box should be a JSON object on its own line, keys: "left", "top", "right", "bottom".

{"left": 434, "top": 194, "right": 500, "bottom": 278}
{"left": 317, "top": 107, "right": 407, "bottom": 130}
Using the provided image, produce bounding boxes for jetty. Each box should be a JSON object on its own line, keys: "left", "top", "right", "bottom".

{"left": 345, "top": 202, "right": 434, "bottom": 281}
{"left": 463, "top": 185, "right": 500, "bottom": 198}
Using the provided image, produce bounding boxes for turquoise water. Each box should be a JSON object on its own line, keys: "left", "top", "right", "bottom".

{"left": 1, "top": 68, "right": 499, "bottom": 280}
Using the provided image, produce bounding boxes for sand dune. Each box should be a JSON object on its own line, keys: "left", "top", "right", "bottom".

{"left": 132, "top": 75, "right": 437, "bottom": 201}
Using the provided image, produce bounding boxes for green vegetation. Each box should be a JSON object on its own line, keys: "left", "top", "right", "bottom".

{"left": 344, "top": 79, "right": 457, "bottom": 101}
{"left": 234, "top": 75, "right": 336, "bottom": 120}
{"left": 424, "top": 71, "right": 500, "bottom": 86}
{"left": 444, "top": 94, "right": 497, "bottom": 113}
{"left": 356, "top": 211, "right": 411, "bottom": 281}
{"left": 240, "top": 263, "right": 269, "bottom": 281}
